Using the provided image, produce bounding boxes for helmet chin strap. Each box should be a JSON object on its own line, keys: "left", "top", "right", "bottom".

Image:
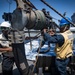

{"left": 60, "top": 25, "right": 67, "bottom": 33}
{"left": 63, "top": 25, "right": 68, "bottom": 32}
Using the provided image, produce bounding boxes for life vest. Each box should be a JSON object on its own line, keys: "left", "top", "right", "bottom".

{"left": 56, "top": 30, "right": 74, "bottom": 59}
{"left": 0, "top": 33, "right": 9, "bottom": 47}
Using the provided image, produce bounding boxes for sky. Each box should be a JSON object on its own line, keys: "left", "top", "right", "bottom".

{"left": 0, "top": 0, "right": 75, "bottom": 25}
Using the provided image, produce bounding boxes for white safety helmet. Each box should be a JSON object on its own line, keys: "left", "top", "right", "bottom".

{"left": 0, "top": 21, "right": 11, "bottom": 28}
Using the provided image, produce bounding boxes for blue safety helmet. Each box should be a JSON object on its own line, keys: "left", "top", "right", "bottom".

{"left": 59, "top": 17, "right": 71, "bottom": 27}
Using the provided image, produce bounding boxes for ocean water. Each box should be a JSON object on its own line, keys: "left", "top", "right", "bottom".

{"left": 24, "top": 38, "right": 75, "bottom": 61}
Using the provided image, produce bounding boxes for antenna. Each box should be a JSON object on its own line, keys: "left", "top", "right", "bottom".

{"left": 63, "top": 12, "right": 66, "bottom": 16}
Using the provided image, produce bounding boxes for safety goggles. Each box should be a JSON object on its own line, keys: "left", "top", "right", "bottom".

{"left": 0, "top": 27, "right": 9, "bottom": 30}
{"left": 48, "top": 30, "right": 55, "bottom": 32}
{"left": 47, "top": 29, "right": 55, "bottom": 33}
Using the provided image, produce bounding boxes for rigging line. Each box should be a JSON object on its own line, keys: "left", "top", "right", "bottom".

{"left": 6, "top": 0, "right": 13, "bottom": 12}
{"left": 28, "top": 29, "right": 32, "bottom": 50}
{"left": 7, "top": 0, "right": 12, "bottom": 4}
{"left": 6, "top": 0, "right": 13, "bottom": 21}
{"left": 52, "top": 17, "right": 60, "bottom": 21}
{"left": 32, "top": 36, "right": 43, "bottom": 72}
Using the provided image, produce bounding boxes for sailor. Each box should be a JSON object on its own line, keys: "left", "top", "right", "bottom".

{"left": 43, "top": 17, "right": 74, "bottom": 75}
{"left": 33, "top": 27, "right": 56, "bottom": 75}
{"left": 0, "top": 21, "right": 14, "bottom": 75}
{"left": 37, "top": 27, "right": 56, "bottom": 56}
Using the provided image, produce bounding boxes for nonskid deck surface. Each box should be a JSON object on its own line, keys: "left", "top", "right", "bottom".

{"left": 0, "top": 57, "right": 75, "bottom": 75}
